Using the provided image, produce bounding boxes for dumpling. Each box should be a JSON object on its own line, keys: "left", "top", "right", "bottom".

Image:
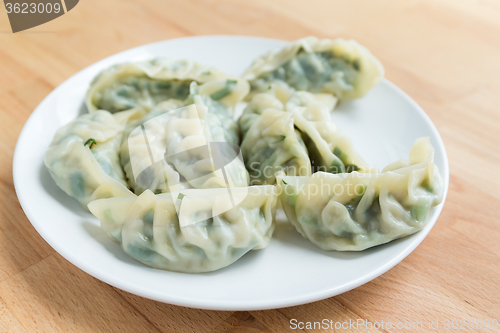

{"left": 88, "top": 186, "right": 278, "bottom": 273}
{"left": 121, "top": 97, "right": 249, "bottom": 194}
{"left": 238, "top": 90, "right": 368, "bottom": 175}
{"left": 118, "top": 99, "right": 187, "bottom": 194}
{"left": 244, "top": 37, "right": 384, "bottom": 102}
{"left": 285, "top": 91, "right": 369, "bottom": 173}
{"left": 184, "top": 82, "right": 241, "bottom": 145}
{"left": 190, "top": 78, "right": 250, "bottom": 111}
{"left": 240, "top": 110, "right": 311, "bottom": 185}
{"left": 277, "top": 138, "right": 444, "bottom": 251}
{"left": 238, "top": 91, "right": 285, "bottom": 137}
{"left": 86, "top": 58, "right": 249, "bottom": 113}
{"left": 119, "top": 85, "right": 241, "bottom": 195}
{"left": 44, "top": 110, "right": 138, "bottom": 210}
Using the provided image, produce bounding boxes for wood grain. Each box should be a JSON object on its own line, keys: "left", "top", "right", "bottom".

{"left": 1, "top": 0, "right": 499, "bottom": 331}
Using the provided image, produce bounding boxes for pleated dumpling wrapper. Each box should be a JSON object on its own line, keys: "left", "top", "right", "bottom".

{"left": 240, "top": 109, "right": 311, "bottom": 185}
{"left": 86, "top": 58, "right": 249, "bottom": 113}
{"left": 88, "top": 186, "right": 278, "bottom": 273}
{"left": 44, "top": 109, "right": 140, "bottom": 210}
{"left": 277, "top": 137, "right": 444, "bottom": 251}
{"left": 120, "top": 98, "right": 248, "bottom": 195}
{"left": 284, "top": 91, "right": 369, "bottom": 173}
{"left": 244, "top": 36, "right": 384, "bottom": 102}
{"left": 238, "top": 89, "right": 369, "bottom": 186}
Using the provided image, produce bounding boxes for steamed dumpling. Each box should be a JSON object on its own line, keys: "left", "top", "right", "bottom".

{"left": 277, "top": 138, "right": 444, "bottom": 251}
{"left": 240, "top": 110, "right": 311, "bottom": 185}
{"left": 86, "top": 58, "right": 249, "bottom": 113}
{"left": 118, "top": 99, "right": 188, "bottom": 194}
{"left": 285, "top": 91, "right": 369, "bottom": 173}
{"left": 88, "top": 186, "right": 278, "bottom": 273}
{"left": 244, "top": 37, "right": 384, "bottom": 102}
{"left": 184, "top": 82, "right": 241, "bottom": 145}
{"left": 238, "top": 92, "right": 285, "bottom": 136}
{"left": 238, "top": 90, "right": 368, "bottom": 177}
{"left": 120, "top": 96, "right": 249, "bottom": 194}
{"left": 44, "top": 110, "right": 138, "bottom": 210}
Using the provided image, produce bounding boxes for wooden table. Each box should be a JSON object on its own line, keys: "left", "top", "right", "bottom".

{"left": 1, "top": 0, "right": 499, "bottom": 331}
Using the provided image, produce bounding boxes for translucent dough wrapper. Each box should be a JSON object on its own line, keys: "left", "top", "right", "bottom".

{"left": 241, "top": 110, "right": 311, "bottom": 185}
{"left": 88, "top": 186, "right": 278, "bottom": 273}
{"left": 244, "top": 37, "right": 384, "bottom": 102}
{"left": 238, "top": 90, "right": 369, "bottom": 183}
{"left": 44, "top": 110, "right": 138, "bottom": 210}
{"left": 86, "top": 58, "right": 249, "bottom": 113}
{"left": 277, "top": 138, "right": 444, "bottom": 251}
{"left": 120, "top": 97, "right": 249, "bottom": 194}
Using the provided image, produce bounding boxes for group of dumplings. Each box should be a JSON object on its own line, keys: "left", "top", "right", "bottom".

{"left": 45, "top": 37, "right": 444, "bottom": 273}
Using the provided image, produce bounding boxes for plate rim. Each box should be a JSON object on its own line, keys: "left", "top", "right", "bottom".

{"left": 13, "top": 35, "right": 450, "bottom": 311}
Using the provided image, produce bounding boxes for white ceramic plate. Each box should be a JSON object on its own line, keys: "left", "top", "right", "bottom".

{"left": 13, "top": 36, "right": 449, "bottom": 311}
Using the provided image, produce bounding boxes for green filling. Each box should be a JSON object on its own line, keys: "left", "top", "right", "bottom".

{"left": 127, "top": 245, "right": 160, "bottom": 264}
{"left": 301, "top": 215, "right": 318, "bottom": 226}
{"left": 345, "top": 195, "right": 362, "bottom": 216}
{"left": 333, "top": 146, "right": 347, "bottom": 162}
{"left": 366, "top": 197, "right": 381, "bottom": 220}
{"left": 352, "top": 59, "right": 360, "bottom": 71}
{"left": 339, "top": 231, "right": 355, "bottom": 239}
{"left": 143, "top": 209, "right": 155, "bottom": 240}
{"left": 410, "top": 202, "right": 429, "bottom": 222}
{"left": 330, "top": 158, "right": 344, "bottom": 174}
{"left": 253, "top": 50, "right": 359, "bottom": 95}
{"left": 355, "top": 185, "right": 366, "bottom": 197}
{"left": 246, "top": 130, "right": 306, "bottom": 184}
{"left": 155, "top": 82, "right": 172, "bottom": 89}
{"left": 69, "top": 173, "right": 85, "bottom": 198}
{"left": 96, "top": 77, "right": 191, "bottom": 112}
{"left": 144, "top": 209, "right": 154, "bottom": 225}
{"left": 84, "top": 138, "right": 96, "bottom": 148}
{"left": 345, "top": 164, "right": 359, "bottom": 173}
{"left": 210, "top": 80, "right": 237, "bottom": 100}
{"left": 333, "top": 147, "right": 359, "bottom": 173}
{"left": 421, "top": 177, "right": 434, "bottom": 194}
